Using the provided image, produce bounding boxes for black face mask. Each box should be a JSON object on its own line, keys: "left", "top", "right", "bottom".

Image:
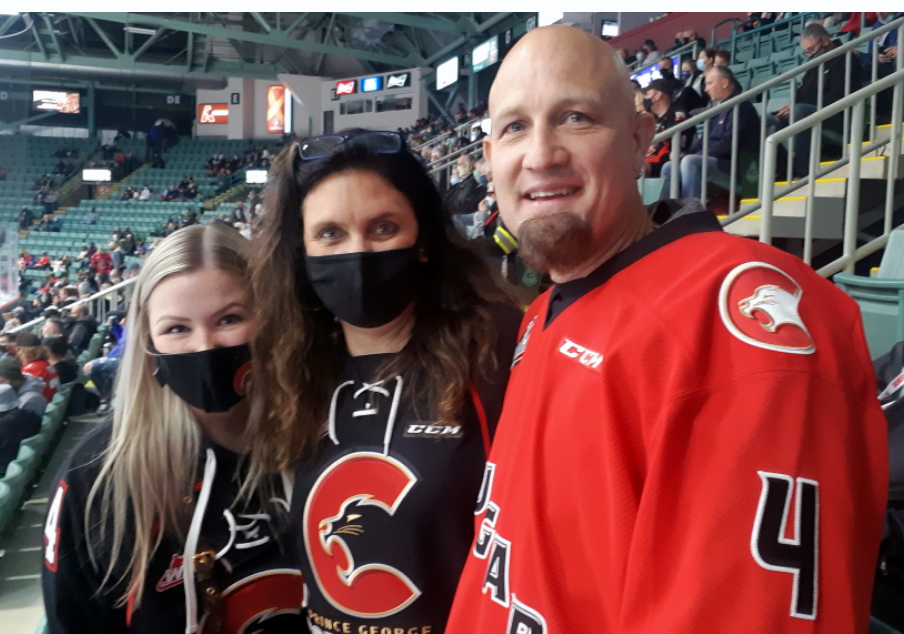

{"left": 304, "top": 246, "right": 421, "bottom": 329}
{"left": 642, "top": 98, "right": 653, "bottom": 112}
{"left": 154, "top": 343, "right": 252, "bottom": 413}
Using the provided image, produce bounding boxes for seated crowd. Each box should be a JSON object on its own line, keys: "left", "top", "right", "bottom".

{"left": 621, "top": 13, "right": 899, "bottom": 200}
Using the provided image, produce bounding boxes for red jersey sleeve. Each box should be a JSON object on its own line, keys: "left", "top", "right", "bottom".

{"left": 617, "top": 365, "right": 887, "bottom": 632}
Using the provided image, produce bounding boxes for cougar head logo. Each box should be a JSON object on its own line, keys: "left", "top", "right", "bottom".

{"left": 719, "top": 262, "right": 815, "bottom": 355}
{"left": 738, "top": 284, "right": 805, "bottom": 333}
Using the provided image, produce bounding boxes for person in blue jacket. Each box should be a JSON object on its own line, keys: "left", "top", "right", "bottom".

{"left": 661, "top": 66, "right": 759, "bottom": 199}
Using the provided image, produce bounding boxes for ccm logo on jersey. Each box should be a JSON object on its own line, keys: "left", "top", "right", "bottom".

{"left": 719, "top": 262, "right": 816, "bottom": 355}
{"left": 558, "top": 338, "right": 603, "bottom": 370}
{"left": 404, "top": 423, "right": 463, "bottom": 438}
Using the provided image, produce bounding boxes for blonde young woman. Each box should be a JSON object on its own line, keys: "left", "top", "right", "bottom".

{"left": 41, "top": 224, "right": 306, "bottom": 634}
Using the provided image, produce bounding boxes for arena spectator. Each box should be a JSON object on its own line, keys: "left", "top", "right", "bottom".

{"left": 18, "top": 206, "right": 34, "bottom": 231}
{"left": 0, "top": 355, "right": 47, "bottom": 417}
{"left": 251, "top": 127, "right": 519, "bottom": 634}
{"left": 139, "top": 185, "right": 152, "bottom": 201}
{"left": 661, "top": 66, "right": 759, "bottom": 199}
{"left": 770, "top": 22, "right": 864, "bottom": 175}
{"left": 120, "top": 229, "right": 136, "bottom": 255}
{"left": 15, "top": 332, "right": 59, "bottom": 401}
{"left": 82, "top": 207, "right": 99, "bottom": 225}
{"left": 41, "top": 225, "right": 308, "bottom": 632}
{"left": 67, "top": 303, "right": 98, "bottom": 354}
{"left": 110, "top": 242, "right": 124, "bottom": 273}
{"left": 656, "top": 58, "right": 681, "bottom": 95}
{"left": 444, "top": 154, "right": 488, "bottom": 216}
{"left": 0, "top": 383, "right": 41, "bottom": 474}
{"left": 41, "top": 317, "right": 65, "bottom": 339}
{"left": 46, "top": 336, "right": 77, "bottom": 385}
{"left": 714, "top": 50, "right": 731, "bottom": 67}
{"left": 840, "top": 11, "right": 877, "bottom": 37}
{"left": 0, "top": 333, "right": 15, "bottom": 357}
{"left": 640, "top": 39, "right": 661, "bottom": 64}
{"left": 90, "top": 246, "right": 114, "bottom": 279}
{"left": 444, "top": 26, "right": 887, "bottom": 633}
{"left": 643, "top": 79, "right": 693, "bottom": 177}
{"left": 230, "top": 202, "right": 247, "bottom": 224}
{"left": 863, "top": 12, "right": 902, "bottom": 124}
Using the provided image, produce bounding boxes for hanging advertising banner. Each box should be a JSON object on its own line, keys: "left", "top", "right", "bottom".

{"left": 267, "top": 85, "right": 285, "bottom": 134}
{"left": 197, "top": 103, "right": 229, "bottom": 124}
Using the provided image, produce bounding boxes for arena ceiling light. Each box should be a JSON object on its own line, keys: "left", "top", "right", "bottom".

{"left": 123, "top": 26, "right": 157, "bottom": 36}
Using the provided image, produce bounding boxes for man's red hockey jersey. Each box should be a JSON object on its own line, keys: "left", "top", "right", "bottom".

{"left": 445, "top": 210, "right": 888, "bottom": 633}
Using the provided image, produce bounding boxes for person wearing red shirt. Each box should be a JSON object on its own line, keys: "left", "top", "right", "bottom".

{"left": 89, "top": 246, "right": 114, "bottom": 278}
{"left": 445, "top": 26, "right": 887, "bottom": 634}
{"left": 15, "top": 332, "right": 59, "bottom": 401}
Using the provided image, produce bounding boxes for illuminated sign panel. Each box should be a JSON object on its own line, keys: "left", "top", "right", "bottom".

{"left": 266, "top": 85, "right": 285, "bottom": 134}
{"left": 471, "top": 36, "right": 499, "bottom": 72}
{"left": 197, "top": 103, "right": 229, "bottom": 124}
{"left": 385, "top": 73, "right": 411, "bottom": 88}
{"left": 361, "top": 76, "right": 383, "bottom": 93}
{"left": 82, "top": 169, "right": 111, "bottom": 182}
{"left": 335, "top": 80, "right": 357, "bottom": 95}
{"left": 33, "top": 91, "right": 80, "bottom": 113}
{"left": 436, "top": 57, "right": 459, "bottom": 90}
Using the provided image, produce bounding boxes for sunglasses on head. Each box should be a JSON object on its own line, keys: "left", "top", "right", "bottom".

{"left": 297, "top": 131, "right": 406, "bottom": 161}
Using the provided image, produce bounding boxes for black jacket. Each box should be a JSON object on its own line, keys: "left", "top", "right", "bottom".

{"left": 689, "top": 88, "right": 760, "bottom": 168}
{"left": 873, "top": 342, "right": 904, "bottom": 502}
{"left": 797, "top": 40, "right": 863, "bottom": 109}
{"left": 443, "top": 175, "right": 487, "bottom": 217}
{"left": 0, "top": 407, "right": 41, "bottom": 473}
{"left": 67, "top": 315, "right": 98, "bottom": 354}
{"left": 42, "top": 423, "right": 306, "bottom": 633}
{"left": 51, "top": 358, "right": 78, "bottom": 385}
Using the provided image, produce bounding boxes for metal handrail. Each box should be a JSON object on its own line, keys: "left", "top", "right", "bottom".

{"left": 654, "top": 17, "right": 903, "bottom": 145}
{"left": 427, "top": 137, "right": 485, "bottom": 171}
{"left": 412, "top": 116, "right": 488, "bottom": 153}
{"left": 711, "top": 18, "right": 741, "bottom": 47}
{"left": 10, "top": 277, "right": 136, "bottom": 335}
{"left": 746, "top": 67, "right": 903, "bottom": 276}
{"left": 652, "top": 16, "right": 904, "bottom": 203}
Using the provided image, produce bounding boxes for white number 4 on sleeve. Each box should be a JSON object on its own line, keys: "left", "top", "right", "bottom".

{"left": 44, "top": 482, "right": 68, "bottom": 572}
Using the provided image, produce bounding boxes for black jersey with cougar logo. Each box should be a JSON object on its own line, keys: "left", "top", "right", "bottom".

{"left": 290, "top": 306, "right": 520, "bottom": 634}
{"left": 42, "top": 423, "right": 307, "bottom": 634}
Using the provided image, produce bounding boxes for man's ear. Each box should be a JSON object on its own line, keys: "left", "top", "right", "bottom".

{"left": 483, "top": 137, "right": 493, "bottom": 168}
{"left": 632, "top": 111, "right": 657, "bottom": 175}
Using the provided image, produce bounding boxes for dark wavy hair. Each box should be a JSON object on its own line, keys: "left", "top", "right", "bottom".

{"left": 247, "top": 132, "right": 515, "bottom": 471}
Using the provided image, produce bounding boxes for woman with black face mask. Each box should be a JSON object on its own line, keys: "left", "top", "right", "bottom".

{"left": 41, "top": 224, "right": 307, "bottom": 633}
{"left": 248, "top": 130, "right": 521, "bottom": 633}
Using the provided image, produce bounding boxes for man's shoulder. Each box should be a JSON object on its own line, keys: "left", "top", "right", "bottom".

{"left": 620, "top": 230, "right": 856, "bottom": 319}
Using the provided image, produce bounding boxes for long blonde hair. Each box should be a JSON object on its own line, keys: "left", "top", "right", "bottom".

{"left": 86, "top": 224, "right": 254, "bottom": 607}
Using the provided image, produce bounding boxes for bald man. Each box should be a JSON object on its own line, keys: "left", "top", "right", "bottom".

{"left": 446, "top": 26, "right": 887, "bottom": 633}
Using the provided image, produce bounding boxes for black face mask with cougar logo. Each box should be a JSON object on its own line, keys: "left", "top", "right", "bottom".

{"left": 304, "top": 246, "right": 422, "bottom": 329}
{"left": 154, "top": 343, "right": 252, "bottom": 413}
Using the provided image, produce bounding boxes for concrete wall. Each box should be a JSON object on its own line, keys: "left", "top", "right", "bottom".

{"left": 280, "top": 74, "right": 323, "bottom": 137}
{"left": 320, "top": 68, "right": 428, "bottom": 134}
{"left": 195, "top": 77, "right": 253, "bottom": 139}
{"left": 193, "top": 69, "right": 428, "bottom": 139}
{"left": 195, "top": 75, "right": 318, "bottom": 139}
